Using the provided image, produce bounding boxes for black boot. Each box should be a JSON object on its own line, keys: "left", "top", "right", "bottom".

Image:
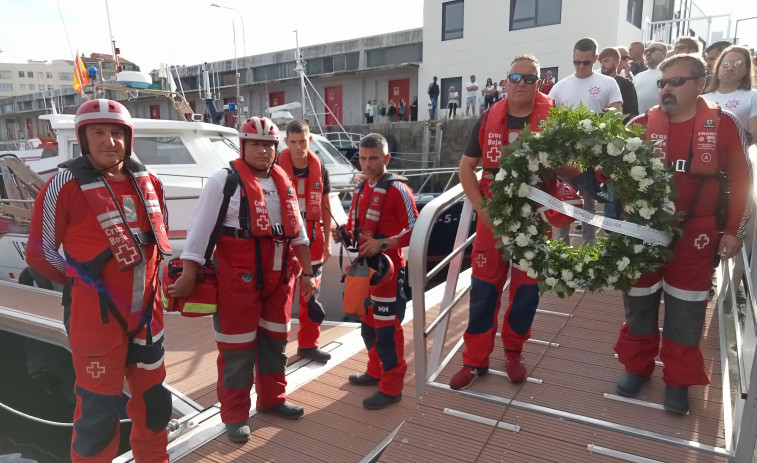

{"left": 663, "top": 386, "right": 689, "bottom": 415}
{"left": 225, "top": 422, "right": 251, "bottom": 443}
{"left": 298, "top": 347, "right": 332, "bottom": 363}
{"left": 616, "top": 372, "right": 649, "bottom": 397}
{"left": 348, "top": 372, "right": 380, "bottom": 386}
{"left": 363, "top": 391, "right": 402, "bottom": 410}
{"left": 258, "top": 402, "right": 304, "bottom": 420}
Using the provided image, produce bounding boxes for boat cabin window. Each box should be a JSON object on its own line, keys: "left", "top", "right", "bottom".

{"left": 210, "top": 137, "right": 240, "bottom": 164}
{"left": 133, "top": 137, "right": 195, "bottom": 165}
{"left": 310, "top": 138, "right": 353, "bottom": 167}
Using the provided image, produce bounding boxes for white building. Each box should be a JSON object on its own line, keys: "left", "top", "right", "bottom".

{"left": 0, "top": 53, "right": 76, "bottom": 98}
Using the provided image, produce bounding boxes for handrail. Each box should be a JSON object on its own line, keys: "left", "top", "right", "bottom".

{"left": 410, "top": 171, "right": 480, "bottom": 398}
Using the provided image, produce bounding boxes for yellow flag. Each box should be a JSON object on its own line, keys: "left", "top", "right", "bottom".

{"left": 73, "top": 53, "right": 89, "bottom": 94}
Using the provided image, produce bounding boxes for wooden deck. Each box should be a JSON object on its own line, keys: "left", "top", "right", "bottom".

{"left": 0, "top": 279, "right": 730, "bottom": 462}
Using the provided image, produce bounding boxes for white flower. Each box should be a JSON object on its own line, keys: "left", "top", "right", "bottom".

{"left": 650, "top": 157, "right": 664, "bottom": 170}
{"left": 519, "top": 259, "right": 531, "bottom": 269}
{"left": 626, "top": 137, "right": 642, "bottom": 152}
{"left": 623, "top": 152, "right": 637, "bottom": 163}
{"left": 495, "top": 169, "right": 507, "bottom": 181}
{"left": 607, "top": 142, "right": 623, "bottom": 156}
{"left": 512, "top": 171, "right": 519, "bottom": 178}
{"left": 517, "top": 183, "right": 530, "bottom": 197}
{"left": 528, "top": 158, "right": 540, "bottom": 172}
{"left": 538, "top": 152, "right": 550, "bottom": 164}
{"left": 633, "top": 270, "right": 642, "bottom": 279}
{"left": 492, "top": 218, "right": 503, "bottom": 226}
{"left": 545, "top": 277, "right": 559, "bottom": 287}
{"left": 638, "top": 206, "right": 657, "bottom": 219}
{"left": 617, "top": 257, "right": 630, "bottom": 271}
{"left": 533, "top": 132, "right": 541, "bottom": 138}
{"left": 509, "top": 222, "right": 521, "bottom": 232}
{"left": 575, "top": 142, "right": 585, "bottom": 150}
{"left": 521, "top": 142, "right": 532, "bottom": 153}
{"left": 638, "top": 178, "right": 654, "bottom": 192}
{"left": 662, "top": 198, "right": 675, "bottom": 213}
{"left": 574, "top": 263, "right": 583, "bottom": 272}
{"left": 635, "top": 199, "right": 648, "bottom": 208}
{"left": 588, "top": 269, "right": 595, "bottom": 279}
{"left": 633, "top": 244, "right": 644, "bottom": 254}
{"left": 630, "top": 166, "right": 647, "bottom": 181}
{"left": 599, "top": 122, "right": 607, "bottom": 129}
{"left": 527, "top": 225, "right": 538, "bottom": 235}
{"left": 583, "top": 255, "right": 592, "bottom": 263}
{"left": 515, "top": 233, "right": 530, "bottom": 247}
{"left": 501, "top": 235, "right": 510, "bottom": 245}
{"left": 526, "top": 268, "right": 538, "bottom": 278}
{"left": 503, "top": 205, "right": 513, "bottom": 214}
{"left": 503, "top": 185, "right": 514, "bottom": 197}
{"left": 566, "top": 280, "right": 579, "bottom": 288}
{"left": 561, "top": 269, "right": 574, "bottom": 281}
{"left": 524, "top": 250, "right": 535, "bottom": 260}
{"left": 607, "top": 275, "right": 619, "bottom": 284}
{"left": 521, "top": 203, "right": 532, "bottom": 216}
{"left": 578, "top": 119, "right": 593, "bottom": 132}
{"left": 592, "top": 145, "right": 603, "bottom": 155}
{"left": 625, "top": 204, "right": 636, "bottom": 213}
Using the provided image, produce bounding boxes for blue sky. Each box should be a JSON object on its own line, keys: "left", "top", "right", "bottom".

{"left": 0, "top": 0, "right": 754, "bottom": 73}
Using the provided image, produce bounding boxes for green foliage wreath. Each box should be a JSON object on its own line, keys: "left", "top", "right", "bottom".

{"left": 487, "top": 104, "right": 678, "bottom": 297}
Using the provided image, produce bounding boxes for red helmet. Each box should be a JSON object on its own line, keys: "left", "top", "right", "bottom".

{"left": 239, "top": 116, "right": 279, "bottom": 158}
{"left": 75, "top": 99, "right": 133, "bottom": 157}
{"left": 366, "top": 253, "right": 394, "bottom": 288}
{"left": 537, "top": 181, "right": 583, "bottom": 228}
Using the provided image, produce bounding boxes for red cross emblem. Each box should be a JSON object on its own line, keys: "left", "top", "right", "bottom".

{"left": 257, "top": 215, "right": 270, "bottom": 230}
{"left": 86, "top": 361, "right": 106, "bottom": 379}
{"left": 475, "top": 253, "right": 487, "bottom": 267}
{"left": 694, "top": 233, "right": 710, "bottom": 250}
{"left": 115, "top": 243, "right": 139, "bottom": 266}
{"left": 486, "top": 146, "right": 501, "bottom": 164}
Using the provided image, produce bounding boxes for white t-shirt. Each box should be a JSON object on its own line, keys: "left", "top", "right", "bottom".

{"left": 181, "top": 168, "right": 308, "bottom": 265}
{"left": 549, "top": 72, "right": 623, "bottom": 113}
{"left": 365, "top": 103, "right": 374, "bottom": 117}
{"left": 633, "top": 68, "right": 662, "bottom": 114}
{"left": 703, "top": 89, "right": 757, "bottom": 129}
{"left": 466, "top": 80, "right": 479, "bottom": 99}
{"left": 448, "top": 91, "right": 459, "bottom": 105}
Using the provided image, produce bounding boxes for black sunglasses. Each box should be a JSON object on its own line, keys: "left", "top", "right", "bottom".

{"left": 656, "top": 76, "right": 700, "bottom": 89}
{"left": 573, "top": 60, "right": 593, "bottom": 66}
{"left": 507, "top": 73, "right": 539, "bottom": 84}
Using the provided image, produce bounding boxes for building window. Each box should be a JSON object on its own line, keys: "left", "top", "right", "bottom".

{"left": 59, "top": 72, "right": 74, "bottom": 81}
{"left": 29, "top": 84, "right": 35, "bottom": 90}
{"left": 366, "top": 49, "right": 386, "bottom": 67}
{"left": 0, "top": 70, "right": 11, "bottom": 79}
{"left": 510, "top": 0, "right": 562, "bottom": 31}
{"left": 27, "top": 71, "right": 33, "bottom": 77}
{"left": 440, "top": 76, "right": 463, "bottom": 109}
{"left": 252, "top": 63, "right": 291, "bottom": 82}
{"left": 652, "top": 0, "right": 674, "bottom": 21}
{"left": 46, "top": 72, "right": 53, "bottom": 79}
{"left": 18, "top": 71, "right": 24, "bottom": 78}
{"left": 0, "top": 83, "right": 12, "bottom": 92}
{"left": 367, "top": 45, "right": 422, "bottom": 68}
{"left": 442, "top": 0, "right": 464, "bottom": 41}
{"left": 627, "top": 0, "right": 643, "bottom": 28}
{"left": 345, "top": 52, "right": 359, "bottom": 70}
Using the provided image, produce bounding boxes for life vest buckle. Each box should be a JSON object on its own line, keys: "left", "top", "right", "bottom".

{"left": 674, "top": 159, "right": 689, "bottom": 173}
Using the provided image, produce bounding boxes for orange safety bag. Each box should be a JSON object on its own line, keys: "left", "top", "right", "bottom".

{"left": 342, "top": 258, "right": 375, "bottom": 316}
{"left": 161, "top": 258, "right": 218, "bottom": 317}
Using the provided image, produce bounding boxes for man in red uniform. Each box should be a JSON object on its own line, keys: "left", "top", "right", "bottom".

{"left": 338, "top": 133, "right": 418, "bottom": 409}
{"left": 26, "top": 99, "right": 172, "bottom": 462}
{"left": 168, "top": 116, "right": 315, "bottom": 443}
{"left": 278, "top": 120, "right": 333, "bottom": 363}
{"left": 615, "top": 54, "right": 751, "bottom": 414}
{"left": 452, "top": 55, "right": 553, "bottom": 390}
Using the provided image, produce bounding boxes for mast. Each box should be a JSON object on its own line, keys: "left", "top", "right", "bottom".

{"left": 105, "top": 0, "right": 119, "bottom": 74}
{"left": 294, "top": 30, "right": 306, "bottom": 121}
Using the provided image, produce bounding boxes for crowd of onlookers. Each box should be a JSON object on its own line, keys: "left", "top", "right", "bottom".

{"left": 365, "top": 96, "right": 419, "bottom": 123}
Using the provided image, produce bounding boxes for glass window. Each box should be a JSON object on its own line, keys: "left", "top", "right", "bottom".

{"left": 29, "top": 84, "right": 35, "bottom": 90}
{"left": 132, "top": 137, "right": 195, "bottom": 165}
{"left": 652, "top": 0, "right": 674, "bottom": 21}
{"left": 627, "top": 0, "right": 643, "bottom": 28}
{"left": 0, "top": 83, "right": 12, "bottom": 92}
{"left": 322, "top": 57, "right": 333, "bottom": 74}
{"left": 367, "top": 49, "right": 386, "bottom": 68}
{"left": 510, "top": 0, "right": 562, "bottom": 31}
{"left": 46, "top": 72, "right": 53, "bottom": 79}
{"left": 18, "top": 71, "right": 24, "bottom": 78}
{"left": 0, "top": 70, "right": 10, "bottom": 79}
{"left": 27, "top": 71, "right": 33, "bottom": 78}
{"left": 309, "top": 138, "right": 353, "bottom": 167}
{"left": 209, "top": 136, "right": 240, "bottom": 164}
{"left": 440, "top": 77, "right": 463, "bottom": 108}
{"left": 59, "top": 72, "right": 74, "bottom": 81}
{"left": 333, "top": 55, "right": 346, "bottom": 72}
{"left": 307, "top": 58, "right": 323, "bottom": 75}
{"left": 442, "top": 1, "right": 464, "bottom": 41}
{"left": 385, "top": 44, "right": 420, "bottom": 65}
{"left": 346, "top": 52, "right": 359, "bottom": 70}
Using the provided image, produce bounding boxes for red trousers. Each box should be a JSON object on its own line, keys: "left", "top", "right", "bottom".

{"left": 68, "top": 279, "right": 170, "bottom": 463}
{"left": 361, "top": 266, "right": 408, "bottom": 396}
{"left": 615, "top": 216, "right": 717, "bottom": 387}
{"left": 214, "top": 235, "right": 299, "bottom": 424}
{"left": 462, "top": 220, "right": 540, "bottom": 368}
{"left": 297, "top": 223, "right": 326, "bottom": 349}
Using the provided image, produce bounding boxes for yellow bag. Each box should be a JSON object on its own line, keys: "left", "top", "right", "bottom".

{"left": 343, "top": 259, "right": 375, "bottom": 316}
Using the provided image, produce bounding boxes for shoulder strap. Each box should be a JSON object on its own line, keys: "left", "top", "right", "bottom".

{"left": 204, "top": 167, "right": 239, "bottom": 263}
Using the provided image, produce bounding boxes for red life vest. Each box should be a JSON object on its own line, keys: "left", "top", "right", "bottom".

{"left": 645, "top": 97, "right": 721, "bottom": 176}
{"left": 351, "top": 172, "right": 407, "bottom": 240}
{"left": 477, "top": 92, "right": 553, "bottom": 198}
{"left": 232, "top": 158, "right": 300, "bottom": 238}
{"left": 61, "top": 156, "right": 171, "bottom": 271}
{"left": 277, "top": 148, "right": 324, "bottom": 239}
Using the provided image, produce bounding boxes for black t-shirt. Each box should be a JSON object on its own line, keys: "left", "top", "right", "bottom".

{"left": 292, "top": 163, "right": 332, "bottom": 195}
{"left": 614, "top": 76, "right": 639, "bottom": 122}
{"left": 463, "top": 113, "right": 531, "bottom": 157}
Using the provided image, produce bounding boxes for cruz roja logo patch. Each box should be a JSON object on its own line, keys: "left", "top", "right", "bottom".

{"left": 242, "top": 273, "right": 254, "bottom": 282}
{"left": 703, "top": 118, "right": 715, "bottom": 128}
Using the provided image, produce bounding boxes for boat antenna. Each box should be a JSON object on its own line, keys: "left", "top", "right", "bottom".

{"left": 105, "top": 0, "right": 119, "bottom": 73}
{"left": 294, "top": 29, "right": 306, "bottom": 121}
{"left": 56, "top": 0, "right": 76, "bottom": 63}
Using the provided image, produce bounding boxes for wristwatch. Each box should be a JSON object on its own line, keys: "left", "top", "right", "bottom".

{"left": 379, "top": 239, "right": 389, "bottom": 251}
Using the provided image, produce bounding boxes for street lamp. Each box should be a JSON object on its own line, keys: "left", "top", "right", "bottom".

{"left": 210, "top": 3, "right": 246, "bottom": 58}
{"left": 211, "top": 3, "right": 246, "bottom": 129}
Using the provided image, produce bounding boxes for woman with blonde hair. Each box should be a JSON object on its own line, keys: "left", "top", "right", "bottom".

{"left": 704, "top": 45, "right": 757, "bottom": 144}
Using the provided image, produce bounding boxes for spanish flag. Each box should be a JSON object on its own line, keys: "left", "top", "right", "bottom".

{"left": 73, "top": 52, "right": 89, "bottom": 94}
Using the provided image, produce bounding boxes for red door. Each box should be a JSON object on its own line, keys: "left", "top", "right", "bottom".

{"left": 26, "top": 118, "right": 34, "bottom": 138}
{"left": 324, "top": 86, "right": 342, "bottom": 126}
{"left": 224, "top": 97, "right": 236, "bottom": 128}
{"left": 269, "top": 91, "right": 285, "bottom": 108}
{"left": 388, "top": 79, "right": 410, "bottom": 121}
{"left": 149, "top": 105, "right": 161, "bottom": 120}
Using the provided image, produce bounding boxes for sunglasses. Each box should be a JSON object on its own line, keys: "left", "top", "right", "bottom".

{"left": 721, "top": 59, "right": 744, "bottom": 69}
{"left": 656, "top": 76, "right": 699, "bottom": 88}
{"left": 645, "top": 48, "right": 665, "bottom": 54}
{"left": 573, "top": 60, "right": 593, "bottom": 67}
{"left": 507, "top": 73, "right": 539, "bottom": 84}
